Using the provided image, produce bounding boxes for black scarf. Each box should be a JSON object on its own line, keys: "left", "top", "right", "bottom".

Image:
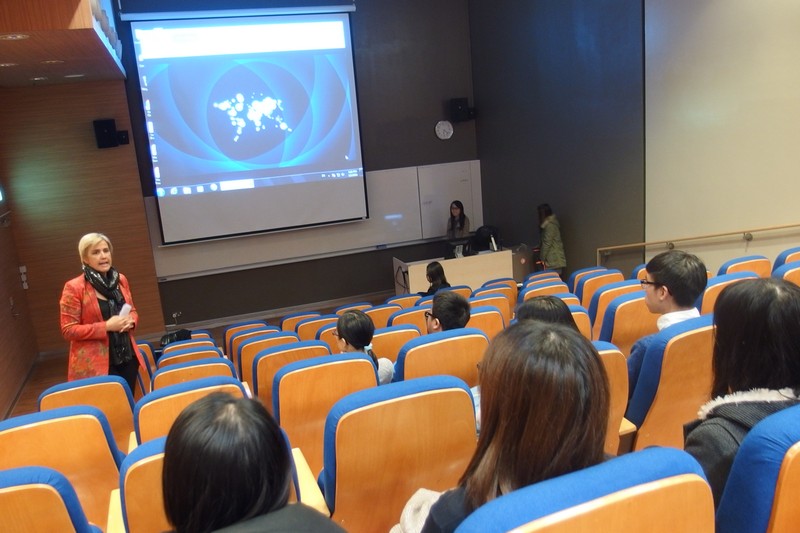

{"left": 83, "top": 265, "right": 133, "bottom": 364}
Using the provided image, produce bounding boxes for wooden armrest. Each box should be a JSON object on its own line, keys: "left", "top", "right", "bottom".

{"left": 128, "top": 431, "right": 139, "bottom": 454}
{"left": 291, "top": 448, "right": 330, "bottom": 516}
{"left": 617, "top": 417, "right": 637, "bottom": 456}
{"left": 242, "top": 381, "right": 253, "bottom": 398}
{"left": 106, "top": 488, "right": 124, "bottom": 533}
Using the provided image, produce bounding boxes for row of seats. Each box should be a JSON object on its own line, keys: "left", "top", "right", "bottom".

{"left": 5, "top": 374, "right": 800, "bottom": 532}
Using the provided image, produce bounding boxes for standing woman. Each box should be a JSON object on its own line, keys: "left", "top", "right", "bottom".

{"left": 60, "top": 233, "right": 143, "bottom": 392}
{"left": 537, "top": 203, "right": 566, "bottom": 279}
{"left": 446, "top": 200, "right": 470, "bottom": 240}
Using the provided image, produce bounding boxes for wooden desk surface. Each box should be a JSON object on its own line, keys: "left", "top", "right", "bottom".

{"left": 393, "top": 250, "right": 513, "bottom": 294}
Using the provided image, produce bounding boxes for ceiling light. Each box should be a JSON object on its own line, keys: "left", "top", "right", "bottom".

{"left": 0, "top": 33, "right": 30, "bottom": 41}
{"left": 40, "top": 59, "right": 65, "bottom": 65}
{"left": 64, "top": 74, "right": 86, "bottom": 79}
{"left": 0, "top": 62, "right": 18, "bottom": 68}
{"left": 30, "top": 76, "right": 48, "bottom": 81}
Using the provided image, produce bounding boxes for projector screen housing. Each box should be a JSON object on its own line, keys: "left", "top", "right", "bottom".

{"left": 130, "top": 12, "right": 367, "bottom": 244}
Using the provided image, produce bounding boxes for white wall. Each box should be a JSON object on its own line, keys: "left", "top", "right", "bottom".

{"left": 645, "top": 0, "right": 800, "bottom": 272}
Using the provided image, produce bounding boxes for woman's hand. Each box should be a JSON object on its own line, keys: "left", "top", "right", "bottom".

{"left": 106, "top": 315, "right": 135, "bottom": 332}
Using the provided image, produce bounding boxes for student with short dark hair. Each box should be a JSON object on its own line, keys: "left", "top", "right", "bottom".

{"left": 419, "top": 261, "right": 451, "bottom": 297}
{"left": 162, "top": 392, "right": 344, "bottom": 533}
{"left": 627, "top": 250, "right": 707, "bottom": 399}
{"left": 394, "top": 322, "right": 609, "bottom": 533}
{"left": 426, "top": 291, "right": 470, "bottom": 333}
{"left": 515, "top": 295, "right": 579, "bottom": 331}
{"left": 336, "top": 309, "right": 393, "bottom": 384}
{"left": 684, "top": 278, "right": 800, "bottom": 507}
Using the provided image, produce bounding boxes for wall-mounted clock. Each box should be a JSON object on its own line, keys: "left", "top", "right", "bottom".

{"left": 435, "top": 120, "right": 454, "bottom": 140}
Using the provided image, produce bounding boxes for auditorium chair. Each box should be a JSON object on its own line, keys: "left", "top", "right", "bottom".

{"left": 38, "top": 375, "right": 134, "bottom": 453}
{"left": 441, "top": 284, "right": 473, "bottom": 299}
{"left": 228, "top": 325, "right": 280, "bottom": 362}
{"left": 481, "top": 277, "right": 519, "bottom": 307}
{"left": 295, "top": 314, "right": 339, "bottom": 342}
{"left": 0, "top": 406, "right": 123, "bottom": 528}
{"left": 0, "top": 466, "right": 100, "bottom": 533}
{"left": 107, "top": 437, "right": 168, "bottom": 533}
{"left": 593, "top": 341, "right": 631, "bottom": 456}
{"left": 387, "top": 306, "right": 430, "bottom": 335}
{"left": 575, "top": 269, "right": 625, "bottom": 309}
{"left": 151, "top": 357, "right": 237, "bottom": 390}
{"left": 156, "top": 345, "right": 224, "bottom": 369}
{"left": 363, "top": 303, "right": 402, "bottom": 329}
{"left": 334, "top": 301, "right": 372, "bottom": 314}
{"left": 566, "top": 266, "right": 607, "bottom": 293}
{"left": 772, "top": 260, "right": 800, "bottom": 286}
{"left": 236, "top": 331, "right": 299, "bottom": 385}
{"left": 384, "top": 293, "right": 421, "bottom": 309}
{"left": 523, "top": 270, "right": 561, "bottom": 284}
{"left": 318, "top": 376, "right": 477, "bottom": 533}
{"left": 279, "top": 311, "right": 321, "bottom": 332}
{"left": 772, "top": 246, "right": 800, "bottom": 273}
{"left": 272, "top": 354, "right": 378, "bottom": 475}
{"left": 550, "top": 292, "right": 581, "bottom": 306}
{"left": 160, "top": 338, "right": 216, "bottom": 358}
{"left": 469, "top": 293, "right": 512, "bottom": 325}
{"left": 568, "top": 305, "right": 592, "bottom": 340}
{"left": 222, "top": 319, "right": 269, "bottom": 356}
{"left": 370, "top": 324, "right": 421, "bottom": 363}
{"left": 716, "top": 404, "right": 800, "bottom": 533}
{"left": 717, "top": 254, "right": 771, "bottom": 278}
{"left": 587, "top": 279, "right": 642, "bottom": 339}
{"left": 519, "top": 281, "right": 570, "bottom": 302}
{"left": 696, "top": 271, "right": 759, "bottom": 314}
{"left": 393, "top": 328, "right": 489, "bottom": 387}
{"left": 625, "top": 315, "right": 714, "bottom": 450}
{"left": 597, "top": 292, "right": 659, "bottom": 356}
{"left": 133, "top": 376, "right": 248, "bottom": 445}
{"left": 466, "top": 305, "right": 505, "bottom": 340}
{"left": 454, "top": 447, "right": 713, "bottom": 533}
{"left": 315, "top": 323, "right": 340, "bottom": 354}
{"left": 251, "top": 340, "right": 332, "bottom": 413}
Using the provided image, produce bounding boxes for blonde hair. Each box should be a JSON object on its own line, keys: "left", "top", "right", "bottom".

{"left": 78, "top": 233, "right": 113, "bottom": 264}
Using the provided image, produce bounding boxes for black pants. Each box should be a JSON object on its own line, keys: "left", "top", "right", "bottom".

{"left": 109, "top": 357, "right": 140, "bottom": 394}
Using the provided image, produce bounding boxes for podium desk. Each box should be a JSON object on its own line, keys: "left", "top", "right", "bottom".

{"left": 393, "top": 250, "right": 514, "bottom": 295}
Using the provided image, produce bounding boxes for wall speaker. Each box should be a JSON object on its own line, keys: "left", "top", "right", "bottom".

{"left": 93, "top": 119, "right": 119, "bottom": 149}
{"left": 449, "top": 98, "right": 471, "bottom": 123}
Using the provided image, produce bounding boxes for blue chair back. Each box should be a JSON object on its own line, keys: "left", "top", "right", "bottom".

{"left": 393, "top": 327, "right": 489, "bottom": 386}
{"left": 717, "top": 254, "right": 770, "bottom": 277}
{"left": 0, "top": 466, "right": 101, "bottom": 533}
{"left": 773, "top": 246, "right": 800, "bottom": 272}
{"left": 455, "top": 448, "right": 712, "bottom": 532}
{"left": 625, "top": 314, "right": 714, "bottom": 449}
{"left": 717, "top": 404, "right": 800, "bottom": 533}
{"left": 319, "top": 376, "right": 476, "bottom": 532}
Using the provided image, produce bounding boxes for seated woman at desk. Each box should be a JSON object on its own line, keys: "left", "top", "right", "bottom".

{"left": 446, "top": 200, "right": 470, "bottom": 240}
{"left": 419, "top": 261, "right": 451, "bottom": 296}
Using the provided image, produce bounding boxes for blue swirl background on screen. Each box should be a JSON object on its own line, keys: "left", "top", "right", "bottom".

{"left": 146, "top": 52, "right": 358, "bottom": 186}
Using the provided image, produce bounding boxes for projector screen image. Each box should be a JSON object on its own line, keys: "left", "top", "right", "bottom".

{"left": 131, "top": 13, "right": 367, "bottom": 244}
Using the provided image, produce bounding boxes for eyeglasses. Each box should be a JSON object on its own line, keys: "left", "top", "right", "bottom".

{"left": 332, "top": 330, "right": 341, "bottom": 338}
{"left": 639, "top": 280, "right": 662, "bottom": 288}
{"left": 424, "top": 311, "right": 434, "bottom": 320}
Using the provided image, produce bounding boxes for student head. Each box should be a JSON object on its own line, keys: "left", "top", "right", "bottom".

{"left": 162, "top": 392, "right": 291, "bottom": 533}
{"left": 427, "top": 290, "right": 471, "bottom": 333}
{"left": 335, "top": 309, "right": 378, "bottom": 365}
{"left": 711, "top": 277, "right": 800, "bottom": 398}
{"left": 642, "top": 250, "right": 707, "bottom": 313}
{"left": 515, "top": 296, "right": 579, "bottom": 331}
{"left": 450, "top": 200, "right": 466, "bottom": 226}
{"left": 426, "top": 261, "right": 448, "bottom": 286}
{"left": 537, "top": 203, "right": 553, "bottom": 225}
{"left": 461, "top": 321, "right": 608, "bottom": 511}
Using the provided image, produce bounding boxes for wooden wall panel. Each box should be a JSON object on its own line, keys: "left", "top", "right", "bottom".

{"left": 0, "top": 0, "right": 91, "bottom": 31}
{"left": 0, "top": 81, "right": 164, "bottom": 354}
{"left": 0, "top": 222, "right": 38, "bottom": 417}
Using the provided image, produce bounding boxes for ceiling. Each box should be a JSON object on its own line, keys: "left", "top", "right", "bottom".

{"left": 0, "top": 29, "right": 124, "bottom": 87}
